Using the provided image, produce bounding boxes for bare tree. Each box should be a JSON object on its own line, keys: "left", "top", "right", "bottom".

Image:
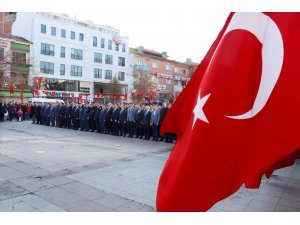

{"left": 106, "top": 76, "right": 121, "bottom": 102}
{"left": 133, "top": 74, "right": 152, "bottom": 103}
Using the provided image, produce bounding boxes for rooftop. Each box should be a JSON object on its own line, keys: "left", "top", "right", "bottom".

{"left": 0, "top": 33, "right": 32, "bottom": 44}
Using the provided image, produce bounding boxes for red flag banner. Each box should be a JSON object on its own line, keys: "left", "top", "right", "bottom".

{"left": 51, "top": 91, "right": 55, "bottom": 99}
{"left": 124, "top": 93, "right": 128, "bottom": 101}
{"left": 71, "top": 93, "right": 75, "bottom": 101}
{"left": 20, "top": 88, "right": 24, "bottom": 102}
{"left": 150, "top": 90, "right": 154, "bottom": 101}
{"left": 9, "top": 85, "right": 14, "bottom": 95}
{"left": 131, "top": 92, "right": 135, "bottom": 99}
{"left": 62, "top": 92, "right": 67, "bottom": 98}
{"left": 96, "top": 93, "right": 100, "bottom": 99}
{"left": 78, "top": 93, "right": 82, "bottom": 103}
{"left": 34, "top": 89, "right": 39, "bottom": 97}
{"left": 115, "top": 93, "right": 121, "bottom": 102}
{"left": 157, "top": 12, "right": 300, "bottom": 212}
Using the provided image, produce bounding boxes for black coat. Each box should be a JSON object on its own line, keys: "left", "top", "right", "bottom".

{"left": 118, "top": 109, "right": 127, "bottom": 123}
{"left": 89, "top": 106, "right": 96, "bottom": 119}
{"left": 31, "top": 105, "right": 36, "bottom": 114}
{"left": 143, "top": 111, "right": 151, "bottom": 126}
{"left": 105, "top": 107, "right": 113, "bottom": 121}
{"left": 94, "top": 107, "right": 101, "bottom": 120}
{"left": 74, "top": 107, "right": 80, "bottom": 119}
{"left": 135, "top": 109, "right": 144, "bottom": 123}
{"left": 35, "top": 105, "right": 41, "bottom": 116}
{"left": 160, "top": 107, "right": 168, "bottom": 123}
{"left": 112, "top": 107, "right": 121, "bottom": 121}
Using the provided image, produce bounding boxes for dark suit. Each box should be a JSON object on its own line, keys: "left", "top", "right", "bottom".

{"left": 105, "top": 107, "right": 113, "bottom": 134}
{"left": 118, "top": 109, "right": 127, "bottom": 137}
{"left": 35, "top": 105, "right": 41, "bottom": 124}
{"left": 89, "top": 106, "right": 96, "bottom": 132}
{"left": 112, "top": 107, "right": 121, "bottom": 135}
{"left": 135, "top": 109, "right": 144, "bottom": 138}
{"left": 99, "top": 108, "right": 107, "bottom": 133}
{"left": 94, "top": 106, "right": 101, "bottom": 133}
{"left": 73, "top": 106, "right": 80, "bottom": 130}
{"left": 143, "top": 110, "right": 151, "bottom": 140}
{"left": 79, "top": 106, "right": 84, "bottom": 131}
{"left": 50, "top": 106, "right": 56, "bottom": 126}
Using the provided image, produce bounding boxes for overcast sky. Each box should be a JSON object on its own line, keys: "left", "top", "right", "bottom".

{"left": 5, "top": 0, "right": 299, "bottom": 64}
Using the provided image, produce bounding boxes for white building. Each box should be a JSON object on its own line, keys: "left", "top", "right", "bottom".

{"left": 11, "top": 12, "right": 132, "bottom": 102}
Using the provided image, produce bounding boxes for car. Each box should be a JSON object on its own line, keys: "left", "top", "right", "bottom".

{"left": 28, "top": 98, "right": 65, "bottom": 104}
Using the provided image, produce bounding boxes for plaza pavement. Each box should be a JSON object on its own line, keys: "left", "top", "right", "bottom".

{"left": 0, "top": 121, "right": 299, "bottom": 212}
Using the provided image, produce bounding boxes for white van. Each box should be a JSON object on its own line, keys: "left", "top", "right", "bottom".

{"left": 28, "top": 98, "right": 65, "bottom": 104}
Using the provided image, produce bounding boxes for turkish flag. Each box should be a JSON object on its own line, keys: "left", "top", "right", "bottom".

{"left": 124, "top": 93, "right": 128, "bottom": 101}
{"left": 34, "top": 89, "right": 39, "bottom": 97}
{"left": 71, "top": 93, "right": 75, "bottom": 101}
{"left": 150, "top": 90, "right": 154, "bottom": 101}
{"left": 78, "top": 93, "right": 83, "bottom": 103}
{"left": 9, "top": 85, "right": 14, "bottom": 95}
{"left": 157, "top": 12, "right": 300, "bottom": 212}
{"left": 115, "top": 93, "right": 121, "bottom": 102}
{"left": 20, "top": 88, "right": 24, "bottom": 102}
{"left": 51, "top": 91, "right": 55, "bottom": 99}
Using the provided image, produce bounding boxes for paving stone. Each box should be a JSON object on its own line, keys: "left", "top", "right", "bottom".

{"left": 114, "top": 201, "right": 155, "bottom": 212}
{"left": 243, "top": 199, "right": 277, "bottom": 212}
{"left": 274, "top": 205, "right": 300, "bottom": 212}
{"left": 10, "top": 177, "right": 55, "bottom": 192}
{"left": 94, "top": 193, "right": 131, "bottom": 209}
{"left": 0, "top": 181, "right": 29, "bottom": 200}
{"left": 34, "top": 187, "right": 72, "bottom": 201}
{"left": 38, "top": 205, "right": 66, "bottom": 212}
{"left": 0, "top": 166, "right": 28, "bottom": 180}
{"left": 43, "top": 176, "right": 75, "bottom": 186}
{"left": 67, "top": 201, "right": 113, "bottom": 212}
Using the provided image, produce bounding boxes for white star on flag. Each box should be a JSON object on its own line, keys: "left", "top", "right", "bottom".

{"left": 193, "top": 90, "right": 211, "bottom": 128}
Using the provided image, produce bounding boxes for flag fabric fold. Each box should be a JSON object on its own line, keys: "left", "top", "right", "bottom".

{"left": 157, "top": 12, "right": 300, "bottom": 212}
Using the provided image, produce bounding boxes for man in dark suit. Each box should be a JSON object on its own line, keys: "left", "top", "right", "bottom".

{"left": 83, "top": 102, "right": 90, "bottom": 132}
{"left": 112, "top": 103, "right": 121, "bottom": 135}
{"left": 79, "top": 103, "right": 85, "bottom": 131}
{"left": 118, "top": 104, "right": 127, "bottom": 137}
{"left": 45, "top": 103, "right": 51, "bottom": 126}
{"left": 135, "top": 104, "right": 144, "bottom": 139}
{"left": 30, "top": 102, "right": 36, "bottom": 124}
{"left": 143, "top": 105, "right": 151, "bottom": 140}
{"left": 94, "top": 103, "right": 101, "bottom": 133}
{"left": 105, "top": 103, "right": 113, "bottom": 134}
{"left": 35, "top": 103, "right": 42, "bottom": 124}
{"left": 150, "top": 104, "right": 160, "bottom": 141}
{"left": 55, "top": 102, "right": 60, "bottom": 127}
{"left": 159, "top": 102, "right": 169, "bottom": 141}
{"left": 99, "top": 104, "right": 107, "bottom": 134}
{"left": 40, "top": 103, "right": 46, "bottom": 125}
{"left": 88, "top": 102, "right": 96, "bottom": 132}
{"left": 73, "top": 103, "right": 80, "bottom": 130}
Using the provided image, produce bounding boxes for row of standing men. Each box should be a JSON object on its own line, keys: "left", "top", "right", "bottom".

{"left": 31, "top": 101, "right": 174, "bottom": 143}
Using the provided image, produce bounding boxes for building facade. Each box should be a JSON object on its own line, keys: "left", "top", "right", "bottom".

{"left": 129, "top": 46, "right": 198, "bottom": 101}
{"left": 0, "top": 34, "right": 33, "bottom": 102}
{"left": 0, "top": 12, "right": 16, "bottom": 34}
{"left": 10, "top": 12, "right": 131, "bottom": 102}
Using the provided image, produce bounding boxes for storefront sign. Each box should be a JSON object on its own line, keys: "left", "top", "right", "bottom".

{"left": 157, "top": 73, "right": 173, "bottom": 79}
{"left": 133, "top": 64, "right": 149, "bottom": 72}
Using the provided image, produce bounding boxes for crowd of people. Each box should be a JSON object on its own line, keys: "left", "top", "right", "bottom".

{"left": 0, "top": 100, "right": 175, "bottom": 143}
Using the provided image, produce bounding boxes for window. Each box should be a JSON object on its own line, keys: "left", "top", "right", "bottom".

{"left": 51, "top": 27, "right": 56, "bottom": 36}
{"left": 118, "top": 57, "right": 125, "bottom": 67}
{"left": 93, "top": 68, "right": 102, "bottom": 79}
{"left": 152, "top": 61, "right": 158, "bottom": 68}
{"left": 105, "top": 54, "right": 113, "bottom": 65}
{"left": 12, "top": 52, "right": 26, "bottom": 64}
{"left": 70, "top": 65, "right": 82, "bottom": 77}
{"left": 61, "top": 29, "right": 66, "bottom": 38}
{"left": 115, "top": 44, "right": 119, "bottom": 51}
{"left": 41, "top": 43, "right": 55, "bottom": 56}
{"left": 93, "top": 36, "right": 97, "bottom": 47}
{"left": 174, "top": 80, "right": 181, "bottom": 86}
{"left": 136, "top": 60, "right": 143, "bottom": 65}
{"left": 60, "top": 46, "right": 65, "bottom": 58}
{"left": 118, "top": 71, "right": 125, "bottom": 81}
{"left": 60, "top": 64, "right": 65, "bottom": 75}
{"left": 174, "top": 67, "right": 178, "bottom": 73}
{"left": 108, "top": 40, "right": 112, "bottom": 50}
{"left": 71, "top": 48, "right": 83, "bottom": 60}
{"left": 79, "top": 33, "right": 84, "bottom": 41}
{"left": 166, "top": 78, "right": 172, "bottom": 84}
{"left": 41, "top": 24, "right": 46, "bottom": 33}
{"left": 183, "top": 69, "right": 187, "bottom": 74}
{"left": 94, "top": 52, "right": 102, "bottom": 63}
{"left": 105, "top": 70, "right": 112, "bottom": 80}
{"left": 122, "top": 43, "right": 126, "bottom": 52}
{"left": 166, "top": 64, "right": 171, "bottom": 70}
{"left": 70, "top": 31, "right": 75, "bottom": 40}
{"left": 101, "top": 38, "right": 105, "bottom": 48}
{"left": 40, "top": 61, "right": 54, "bottom": 74}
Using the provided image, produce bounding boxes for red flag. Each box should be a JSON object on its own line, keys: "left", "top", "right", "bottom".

{"left": 124, "top": 93, "right": 128, "bottom": 101}
{"left": 51, "top": 91, "right": 55, "bottom": 99}
{"left": 20, "top": 88, "right": 24, "bottom": 102}
{"left": 62, "top": 92, "right": 67, "bottom": 98}
{"left": 71, "top": 93, "right": 75, "bottom": 101}
{"left": 157, "top": 12, "right": 300, "bottom": 212}
{"left": 9, "top": 85, "right": 14, "bottom": 95}
{"left": 34, "top": 89, "right": 39, "bottom": 97}
{"left": 101, "top": 93, "right": 106, "bottom": 98}
{"left": 78, "top": 93, "right": 82, "bottom": 103}
{"left": 96, "top": 93, "right": 100, "bottom": 99}
{"left": 115, "top": 93, "right": 121, "bottom": 102}
{"left": 150, "top": 90, "right": 154, "bottom": 101}
{"left": 131, "top": 92, "right": 135, "bottom": 99}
